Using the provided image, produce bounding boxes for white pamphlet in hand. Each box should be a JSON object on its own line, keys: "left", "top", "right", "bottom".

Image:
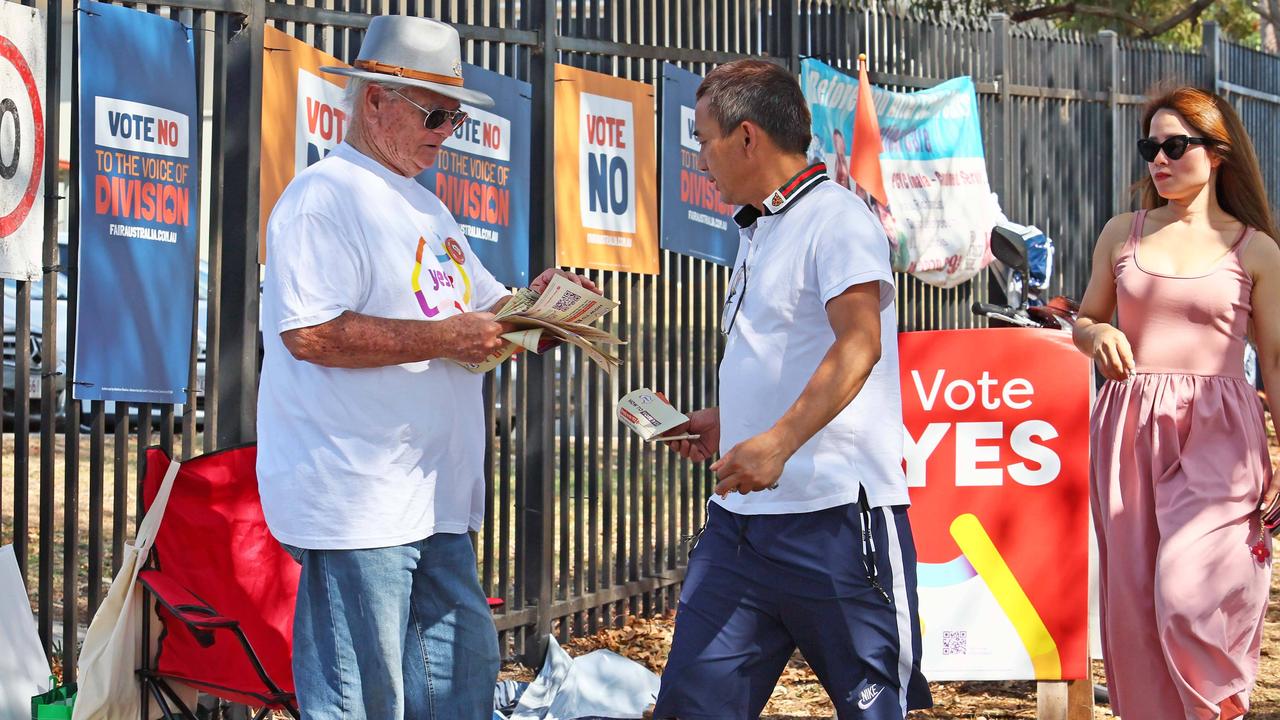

{"left": 618, "top": 388, "right": 698, "bottom": 442}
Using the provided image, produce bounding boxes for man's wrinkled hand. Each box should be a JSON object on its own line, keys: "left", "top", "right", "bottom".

{"left": 443, "top": 312, "right": 511, "bottom": 364}
{"left": 531, "top": 268, "right": 600, "bottom": 295}
{"left": 710, "top": 430, "right": 792, "bottom": 497}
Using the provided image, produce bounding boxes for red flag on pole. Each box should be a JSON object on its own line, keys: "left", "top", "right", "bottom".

{"left": 850, "top": 54, "right": 887, "bottom": 205}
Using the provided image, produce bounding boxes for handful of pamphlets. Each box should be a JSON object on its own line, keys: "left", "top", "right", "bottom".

{"left": 462, "top": 274, "right": 624, "bottom": 374}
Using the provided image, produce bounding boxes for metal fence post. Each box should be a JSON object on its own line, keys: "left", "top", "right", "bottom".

{"left": 214, "top": 0, "right": 266, "bottom": 447}
{"left": 844, "top": 0, "right": 865, "bottom": 65}
{"left": 35, "top": 0, "right": 63, "bottom": 656}
{"left": 989, "top": 12, "right": 1011, "bottom": 206}
{"left": 1100, "top": 30, "right": 1123, "bottom": 215}
{"left": 521, "top": 0, "right": 557, "bottom": 668}
{"left": 61, "top": 0, "right": 84, "bottom": 679}
{"left": 786, "top": 0, "right": 802, "bottom": 73}
{"left": 1203, "top": 20, "right": 1221, "bottom": 94}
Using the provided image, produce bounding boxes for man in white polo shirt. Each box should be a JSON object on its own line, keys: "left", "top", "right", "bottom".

{"left": 257, "top": 16, "right": 595, "bottom": 720}
{"left": 654, "top": 60, "right": 931, "bottom": 719}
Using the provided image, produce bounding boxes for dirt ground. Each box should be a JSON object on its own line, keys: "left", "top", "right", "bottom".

{"left": 500, "top": 558, "right": 1280, "bottom": 718}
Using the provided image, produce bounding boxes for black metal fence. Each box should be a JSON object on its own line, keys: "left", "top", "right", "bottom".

{"left": 6, "top": 0, "right": 1280, "bottom": 681}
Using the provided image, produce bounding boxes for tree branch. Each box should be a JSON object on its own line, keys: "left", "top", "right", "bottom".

{"left": 1142, "top": 0, "right": 1215, "bottom": 37}
{"left": 1007, "top": 0, "right": 1217, "bottom": 38}
{"left": 1009, "top": 3, "right": 1157, "bottom": 34}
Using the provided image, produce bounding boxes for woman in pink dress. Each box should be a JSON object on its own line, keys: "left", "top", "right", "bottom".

{"left": 1073, "top": 86, "right": 1279, "bottom": 719}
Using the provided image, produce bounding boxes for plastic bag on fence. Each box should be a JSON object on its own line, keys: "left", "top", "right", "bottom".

{"left": 30, "top": 676, "right": 75, "bottom": 720}
{"left": 510, "top": 638, "right": 660, "bottom": 720}
{"left": 0, "top": 545, "right": 52, "bottom": 720}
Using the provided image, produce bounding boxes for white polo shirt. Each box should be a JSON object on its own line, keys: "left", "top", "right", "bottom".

{"left": 257, "top": 142, "right": 509, "bottom": 550}
{"left": 715, "top": 163, "right": 909, "bottom": 513}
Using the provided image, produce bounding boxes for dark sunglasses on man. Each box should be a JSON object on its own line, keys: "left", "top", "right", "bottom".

{"left": 1137, "top": 134, "right": 1213, "bottom": 163}
{"left": 390, "top": 87, "right": 469, "bottom": 131}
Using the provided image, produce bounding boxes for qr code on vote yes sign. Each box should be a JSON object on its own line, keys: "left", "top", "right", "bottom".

{"left": 941, "top": 630, "right": 967, "bottom": 656}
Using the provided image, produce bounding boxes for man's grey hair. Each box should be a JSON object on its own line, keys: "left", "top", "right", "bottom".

{"left": 343, "top": 77, "right": 407, "bottom": 117}
{"left": 696, "top": 59, "right": 812, "bottom": 155}
{"left": 342, "top": 77, "right": 377, "bottom": 115}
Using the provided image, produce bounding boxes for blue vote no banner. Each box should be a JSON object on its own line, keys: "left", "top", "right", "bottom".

{"left": 659, "top": 63, "right": 737, "bottom": 267}
{"left": 75, "top": 0, "right": 199, "bottom": 403}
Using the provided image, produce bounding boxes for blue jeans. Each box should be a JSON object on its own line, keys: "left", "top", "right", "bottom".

{"left": 283, "top": 534, "right": 500, "bottom": 720}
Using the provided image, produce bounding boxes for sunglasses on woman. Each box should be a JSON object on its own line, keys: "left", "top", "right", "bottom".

{"left": 1136, "top": 135, "right": 1212, "bottom": 163}
{"left": 390, "top": 87, "right": 469, "bottom": 131}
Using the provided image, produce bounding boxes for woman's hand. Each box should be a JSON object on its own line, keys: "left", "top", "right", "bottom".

{"left": 1262, "top": 472, "right": 1280, "bottom": 531}
{"left": 1090, "top": 325, "right": 1136, "bottom": 381}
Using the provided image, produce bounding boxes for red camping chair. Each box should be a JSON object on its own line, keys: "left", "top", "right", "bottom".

{"left": 138, "top": 444, "right": 300, "bottom": 719}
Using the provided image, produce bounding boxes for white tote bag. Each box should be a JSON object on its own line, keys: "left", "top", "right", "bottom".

{"left": 0, "top": 545, "right": 53, "bottom": 720}
{"left": 72, "top": 458, "right": 180, "bottom": 720}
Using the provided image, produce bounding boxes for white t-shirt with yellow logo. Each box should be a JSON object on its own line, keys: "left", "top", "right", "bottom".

{"left": 258, "top": 142, "right": 508, "bottom": 550}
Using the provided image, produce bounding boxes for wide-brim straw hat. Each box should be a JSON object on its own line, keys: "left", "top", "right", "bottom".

{"left": 321, "top": 15, "right": 495, "bottom": 108}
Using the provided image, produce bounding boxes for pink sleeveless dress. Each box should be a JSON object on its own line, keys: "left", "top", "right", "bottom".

{"left": 1090, "top": 210, "right": 1273, "bottom": 719}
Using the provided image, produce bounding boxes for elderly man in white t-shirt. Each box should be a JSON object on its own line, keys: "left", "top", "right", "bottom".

{"left": 653, "top": 60, "right": 932, "bottom": 719}
{"left": 257, "top": 16, "right": 593, "bottom": 720}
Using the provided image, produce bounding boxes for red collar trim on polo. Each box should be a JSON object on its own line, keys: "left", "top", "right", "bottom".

{"left": 734, "top": 163, "right": 829, "bottom": 228}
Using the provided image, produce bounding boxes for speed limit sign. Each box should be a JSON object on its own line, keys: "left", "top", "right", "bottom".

{"left": 0, "top": 2, "right": 44, "bottom": 280}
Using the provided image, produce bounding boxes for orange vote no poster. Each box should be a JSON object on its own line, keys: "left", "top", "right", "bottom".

{"left": 900, "top": 329, "right": 1092, "bottom": 680}
{"left": 553, "top": 64, "right": 659, "bottom": 275}
{"left": 258, "top": 26, "right": 349, "bottom": 263}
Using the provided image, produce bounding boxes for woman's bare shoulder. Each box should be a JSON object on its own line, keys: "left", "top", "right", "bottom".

{"left": 1094, "top": 212, "right": 1135, "bottom": 260}
{"left": 1241, "top": 230, "right": 1280, "bottom": 278}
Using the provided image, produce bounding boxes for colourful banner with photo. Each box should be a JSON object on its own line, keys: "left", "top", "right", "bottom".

{"left": 803, "top": 58, "right": 996, "bottom": 288}
{"left": 553, "top": 64, "right": 658, "bottom": 275}
{"left": 900, "top": 329, "right": 1091, "bottom": 680}
{"left": 258, "top": 25, "right": 349, "bottom": 262}
{"left": 417, "top": 65, "right": 532, "bottom": 287}
{"left": 0, "top": 1, "right": 44, "bottom": 281}
{"left": 659, "top": 63, "right": 735, "bottom": 266}
{"left": 76, "top": 0, "right": 199, "bottom": 403}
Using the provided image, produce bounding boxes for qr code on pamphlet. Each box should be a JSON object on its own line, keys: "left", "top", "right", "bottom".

{"left": 941, "top": 630, "right": 967, "bottom": 656}
{"left": 553, "top": 289, "right": 582, "bottom": 313}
